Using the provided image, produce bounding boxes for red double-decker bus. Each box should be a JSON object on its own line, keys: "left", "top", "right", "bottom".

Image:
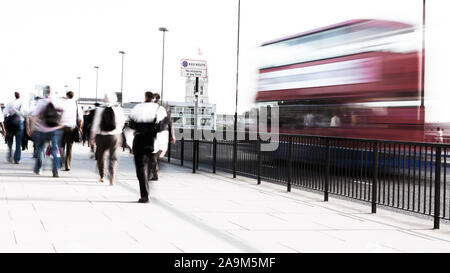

{"left": 255, "top": 19, "right": 446, "bottom": 142}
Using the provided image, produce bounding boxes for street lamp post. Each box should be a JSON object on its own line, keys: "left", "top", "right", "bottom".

{"left": 159, "top": 27, "right": 168, "bottom": 103}
{"left": 77, "top": 77, "right": 81, "bottom": 100}
{"left": 233, "top": 0, "right": 241, "bottom": 179}
{"left": 119, "top": 51, "right": 126, "bottom": 106}
{"left": 94, "top": 66, "right": 99, "bottom": 103}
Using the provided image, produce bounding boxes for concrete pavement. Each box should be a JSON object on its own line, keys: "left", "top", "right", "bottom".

{"left": 1, "top": 143, "right": 450, "bottom": 252}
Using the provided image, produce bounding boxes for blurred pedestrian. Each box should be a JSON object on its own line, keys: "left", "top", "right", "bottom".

{"left": 90, "top": 92, "right": 125, "bottom": 185}
{"left": 3, "top": 92, "right": 25, "bottom": 164}
{"left": 128, "top": 91, "right": 167, "bottom": 203}
{"left": 0, "top": 111, "right": 6, "bottom": 141}
{"left": 87, "top": 103, "right": 100, "bottom": 159}
{"left": 150, "top": 92, "right": 173, "bottom": 181}
{"left": 153, "top": 93, "right": 160, "bottom": 104}
{"left": 26, "top": 96, "right": 42, "bottom": 158}
{"left": 60, "top": 91, "right": 83, "bottom": 171}
{"left": 82, "top": 108, "right": 90, "bottom": 146}
{"left": 28, "top": 86, "right": 65, "bottom": 177}
{"left": 330, "top": 113, "right": 341, "bottom": 127}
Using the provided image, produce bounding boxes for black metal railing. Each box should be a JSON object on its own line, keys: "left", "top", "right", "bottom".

{"left": 166, "top": 132, "right": 450, "bottom": 229}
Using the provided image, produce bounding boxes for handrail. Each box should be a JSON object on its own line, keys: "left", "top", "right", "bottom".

{"left": 167, "top": 131, "right": 449, "bottom": 229}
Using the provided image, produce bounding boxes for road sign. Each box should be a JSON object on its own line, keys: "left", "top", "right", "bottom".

{"left": 181, "top": 59, "right": 207, "bottom": 78}
{"left": 181, "top": 68, "right": 207, "bottom": 78}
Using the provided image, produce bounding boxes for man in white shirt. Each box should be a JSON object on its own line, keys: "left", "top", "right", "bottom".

{"left": 90, "top": 92, "right": 125, "bottom": 186}
{"left": 128, "top": 91, "right": 167, "bottom": 203}
{"left": 60, "top": 91, "right": 83, "bottom": 171}
{"left": 3, "top": 92, "right": 25, "bottom": 164}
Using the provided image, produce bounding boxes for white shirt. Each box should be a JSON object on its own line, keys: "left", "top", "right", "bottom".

{"left": 28, "top": 99, "right": 40, "bottom": 115}
{"left": 3, "top": 99, "right": 25, "bottom": 122}
{"left": 304, "top": 113, "right": 315, "bottom": 127}
{"left": 330, "top": 116, "right": 341, "bottom": 127}
{"left": 129, "top": 102, "right": 168, "bottom": 154}
{"left": 129, "top": 102, "right": 167, "bottom": 123}
{"left": 60, "top": 98, "right": 83, "bottom": 128}
{"left": 0, "top": 111, "right": 4, "bottom": 123}
{"left": 91, "top": 104, "right": 125, "bottom": 136}
{"left": 154, "top": 130, "right": 169, "bottom": 156}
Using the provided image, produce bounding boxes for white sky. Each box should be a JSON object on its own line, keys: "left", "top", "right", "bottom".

{"left": 0, "top": 0, "right": 449, "bottom": 118}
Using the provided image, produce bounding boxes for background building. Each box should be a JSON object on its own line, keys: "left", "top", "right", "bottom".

{"left": 167, "top": 101, "right": 216, "bottom": 130}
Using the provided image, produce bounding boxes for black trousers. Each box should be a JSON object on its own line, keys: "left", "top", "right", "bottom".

{"left": 61, "top": 127, "right": 74, "bottom": 170}
{"left": 134, "top": 152, "right": 158, "bottom": 198}
{"left": 149, "top": 151, "right": 160, "bottom": 178}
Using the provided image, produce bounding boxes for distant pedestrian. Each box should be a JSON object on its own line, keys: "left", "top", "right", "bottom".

{"left": 82, "top": 108, "right": 90, "bottom": 146}
{"left": 153, "top": 93, "right": 161, "bottom": 104}
{"left": 0, "top": 111, "right": 6, "bottom": 141}
{"left": 60, "top": 91, "right": 83, "bottom": 171}
{"left": 26, "top": 96, "right": 42, "bottom": 158}
{"left": 154, "top": 92, "right": 175, "bottom": 145}
{"left": 28, "top": 86, "right": 65, "bottom": 177}
{"left": 86, "top": 103, "right": 100, "bottom": 158}
{"left": 304, "top": 112, "right": 316, "bottom": 127}
{"left": 330, "top": 114, "right": 341, "bottom": 127}
{"left": 90, "top": 93, "right": 125, "bottom": 185}
{"left": 128, "top": 91, "right": 167, "bottom": 203}
{"left": 150, "top": 92, "right": 173, "bottom": 181}
{"left": 3, "top": 92, "right": 25, "bottom": 164}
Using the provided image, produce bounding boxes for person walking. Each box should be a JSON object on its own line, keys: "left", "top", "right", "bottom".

{"left": 86, "top": 103, "right": 100, "bottom": 159}
{"left": 26, "top": 95, "right": 42, "bottom": 158}
{"left": 82, "top": 108, "right": 90, "bottom": 146}
{"left": 149, "top": 92, "right": 173, "bottom": 181}
{"left": 128, "top": 91, "right": 167, "bottom": 203}
{"left": 90, "top": 92, "right": 125, "bottom": 186}
{"left": 60, "top": 91, "right": 83, "bottom": 171}
{"left": 3, "top": 92, "right": 25, "bottom": 164}
{"left": 28, "top": 86, "right": 65, "bottom": 177}
{"left": 0, "top": 111, "right": 6, "bottom": 141}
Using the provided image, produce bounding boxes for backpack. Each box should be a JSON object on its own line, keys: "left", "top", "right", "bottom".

{"left": 4, "top": 113, "right": 21, "bottom": 132}
{"left": 43, "top": 102, "right": 61, "bottom": 127}
{"left": 100, "top": 106, "right": 116, "bottom": 132}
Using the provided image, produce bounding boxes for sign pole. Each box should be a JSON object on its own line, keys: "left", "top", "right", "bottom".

{"left": 193, "top": 77, "right": 199, "bottom": 173}
{"left": 194, "top": 77, "right": 199, "bottom": 134}
{"left": 180, "top": 59, "right": 206, "bottom": 172}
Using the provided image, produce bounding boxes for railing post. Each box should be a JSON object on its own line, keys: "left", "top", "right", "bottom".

{"left": 167, "top": 133, "right": 171, "bottom": 163}
{"left": 324, "top": 138, "right": 330, "bottom": 201}
{"left": 196, "top": 140, "right": 199, "bottom": 170}
{"left": 233, "top": 130, "right": 237, "bottom": 178}
{"left": 213, "top": 137, "right": 217, "bottom": 173}
{"left": 287, "top": 136, "right": 293, "bottom": 192}
{"left": 180, "top": 137, "right": 184, "bottom": 166}
{"left": 192, "top": 140, "right": 196, "bottom": 174}
{"left": 257, "top": 135, "right": 261, "bottom": 185}
{"left": 434, "top": 146, "right": 442, "bottom": 229}
{"left": 372, "top": 142, "right": 379, "bottom": 213}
